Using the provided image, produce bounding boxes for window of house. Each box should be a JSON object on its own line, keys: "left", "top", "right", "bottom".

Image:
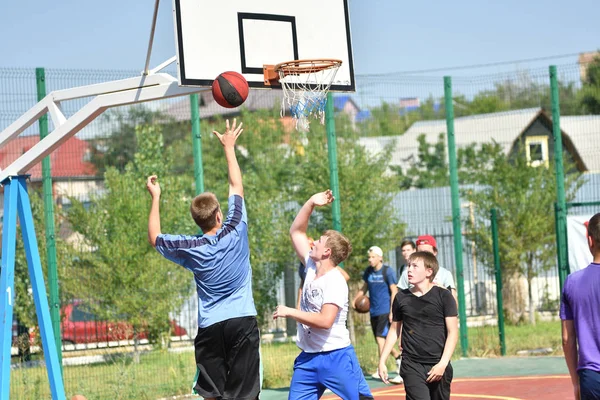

{"left": 525, "top": 136, "right": 549, "bottom": 168}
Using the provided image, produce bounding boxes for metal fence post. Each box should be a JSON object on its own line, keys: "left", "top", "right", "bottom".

{"left": 326, "top": 92, "right": 342, "bottom": 233}
{"left": 190, "top": 94, "right": 204, "bottom": 194}
{"left": 549, "top": 65, "right": 569, "bottom": 291}
{"left": 443, "top": 76, "right": 468, "bottom": 357}
{"left": 36, "top": 67, "right": 62, "bottom": 373}
{"left": 491, "top": 209, "right": 506, "bottom": 356}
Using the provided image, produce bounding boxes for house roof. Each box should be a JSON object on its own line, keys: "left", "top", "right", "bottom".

{"left": 560, "top": 115, "right": 600, "bottom": 172}
{"left": 0, "top": 136, "right": 96, "bottom": 180}
{"left": 358, "top": 108, "right": 598, "bottom": 173}
{"left": 333, "top": 95, "right": 360, "bottom": 111}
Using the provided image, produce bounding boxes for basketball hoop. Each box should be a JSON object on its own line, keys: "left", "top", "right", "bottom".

{"left": 264, "top": 59, "right": 342, "bottom": 131}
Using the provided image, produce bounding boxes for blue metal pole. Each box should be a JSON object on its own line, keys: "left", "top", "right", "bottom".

{"left": 16, "top": 177, "right": 66, "bottom": 399}
{"left": 0, "top": 179, "right": 19, "bottom": 399}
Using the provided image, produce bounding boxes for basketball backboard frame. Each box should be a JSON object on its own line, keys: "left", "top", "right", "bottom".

{"left": 173, "top": 0, "right": 355, "bottom": 92}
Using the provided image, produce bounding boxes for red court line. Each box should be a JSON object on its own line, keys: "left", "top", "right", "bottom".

{"left": 322, "top": 375, "right": 571, "bottom": 399}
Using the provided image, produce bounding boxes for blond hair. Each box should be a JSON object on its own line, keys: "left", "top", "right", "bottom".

{"left": 190, "top": 192, "right": 220, "bottom": 232}
{"left": 323, "top": 230, "right": 352, "bottom": 265}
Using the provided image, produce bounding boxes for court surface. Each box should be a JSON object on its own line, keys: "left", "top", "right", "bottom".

{"left": 261, "top": 356, "right": 571, "bottom": 400}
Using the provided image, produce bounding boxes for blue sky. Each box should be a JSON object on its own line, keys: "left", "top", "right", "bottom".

{"left": 1, "top": 0, "right": 599, "bottom": 76}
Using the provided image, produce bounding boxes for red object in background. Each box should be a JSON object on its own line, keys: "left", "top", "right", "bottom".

{"left": 60, "top": 301, "right": 187, "bottom": 345}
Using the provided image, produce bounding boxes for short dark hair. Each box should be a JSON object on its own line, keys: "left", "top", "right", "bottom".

{"left": 588, "top": 213, "right": 600, "bottom": 249}
{"left": 408, "top": 251, "right": 439, "bottom": 282}
{"left": 190, "top": 192, "right": 220, "bottom": 232}
{"left": 400, "top": 239, "right": 416, "bottom": 249}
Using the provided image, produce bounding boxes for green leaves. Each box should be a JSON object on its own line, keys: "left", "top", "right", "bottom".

{"left": 65, "top": 124, "right": 192, "bottom": 343}
{"left": 580, "top": 53, "right": 600, "bottom": 114}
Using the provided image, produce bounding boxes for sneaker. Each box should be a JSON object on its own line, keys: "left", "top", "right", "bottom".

{"left": 389, "top": 375, "right": 404, "bottom": 385}
{"left": 371, "top": 371, "right": 381, "bottom": 380}
{"left": 396, "top": 358, "right": 402, "bottom": 375}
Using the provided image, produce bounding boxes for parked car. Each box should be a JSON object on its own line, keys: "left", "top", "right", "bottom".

{"left": 61, "top": 301, "right": 187, "bottom": 345}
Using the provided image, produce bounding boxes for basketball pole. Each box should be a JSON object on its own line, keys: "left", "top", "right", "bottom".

{"left": 0, "top": 177, "right": 66, "bottom": 399}
{"left": 143, "top": 0, "right": 161, "bottom": 75}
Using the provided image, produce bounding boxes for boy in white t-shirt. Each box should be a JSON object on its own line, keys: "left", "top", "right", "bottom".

{"left": 273, "top": 190, "right": 373, "bottom": 400}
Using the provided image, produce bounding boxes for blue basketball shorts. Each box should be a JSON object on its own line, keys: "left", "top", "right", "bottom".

{"left": 288, "top": 345, "right": 374, "bottom": 400}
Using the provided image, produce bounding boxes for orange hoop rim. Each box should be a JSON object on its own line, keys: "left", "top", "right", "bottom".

{"left": 274, "top": 58, "right": 342, "bottom": 76}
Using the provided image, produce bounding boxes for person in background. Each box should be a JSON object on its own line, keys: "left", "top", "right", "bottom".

{"left": 397, "top": 239, "right": 416, "bottom": 284}
{"left": 353, "top": 246, "right": 402, "bottom": 383}
{"left": 397, "top": 235, "right": 457, "bottom": 306}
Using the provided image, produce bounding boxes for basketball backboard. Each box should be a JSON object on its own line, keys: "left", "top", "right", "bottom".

{"left": 173, "top": 0, "right": 355, "bottom": 91}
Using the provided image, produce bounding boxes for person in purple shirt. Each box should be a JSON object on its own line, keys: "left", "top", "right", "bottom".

{"left": 561, "top": 212, "right": 600, "bottom": 400}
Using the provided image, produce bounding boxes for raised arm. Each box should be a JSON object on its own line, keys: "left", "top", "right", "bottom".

{"left": 146, "top": 175, "right": 162, "bottom": 247}
{"left": 290, "top": 190, "right": 334, "bottom": 262}
{"left": 213, "top": 119, "right": 244, "bottom": 198}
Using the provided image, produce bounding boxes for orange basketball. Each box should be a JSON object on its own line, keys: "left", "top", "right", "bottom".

{"left": 212, "top": 71, "right": 249, "bottom": 108}
{"left": 71, "top": 395, "right": 87, "bottom": 400}
{"left": 355, "top": 295, "right": 370, "bottom": 313}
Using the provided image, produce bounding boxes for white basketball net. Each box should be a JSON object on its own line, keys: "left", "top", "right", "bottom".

{"left": 276, "top": 60, "right": 342, "bottom": 132}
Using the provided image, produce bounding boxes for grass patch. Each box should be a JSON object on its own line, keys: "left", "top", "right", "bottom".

{"left": 9, "top": 319, "right": 563, "bottom": 398}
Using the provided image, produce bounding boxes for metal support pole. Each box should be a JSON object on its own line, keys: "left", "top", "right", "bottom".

{"left": 326, "top": 92, "right": 342, "bottom": 233}
{"left": 491, "top": 209, "right": 506, "bottom": 356}
{"left": 0, "top": 179, "right": 18, "bottom": 399}
{"left": 190, "top": 94, "right": 204, "bottom": 194}
{"left": 36, "top": 67, "right": 62, "bottom": 371}
{"left": 143, "top": 0, "right": 161, "bottom": 75}
{"left": 549, "top": 65, "right": 569, "bottom": 290}
{"left": 444, "top": 76, "right": 468, "bottom": 357}
{"left": 0, "top": 177, "right": 66, "bottom": 399}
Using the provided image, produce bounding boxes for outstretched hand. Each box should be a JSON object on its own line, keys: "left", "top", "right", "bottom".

{"left": 212, "top": 118, "right": 244, "bottom": 148}
{"left": 146, "top": 175, "right": 161, "bottom": 198}
{"left": 311, "top": 190, "right": 334, "bottom": 207}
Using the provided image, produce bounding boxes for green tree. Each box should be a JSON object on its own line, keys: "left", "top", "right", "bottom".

{"left": 580, "top": 53, "right": 600, "bottom": 114}
{"left": 358, "top": 96, "right": 444, "bottom": 137}
{"left": 67, "top": 124, "right": 192, "bottom": 353}
{"left": 392, "top": 133, "right": 448, "bottom": 189}
{"left": 89, "top": 106, "right": 193, "bottom": 176}
{"left": 286, "top": 122, "right": 405, "bottom": 281}
{"left": 462, "top": 146, "right": 581, "bottom": 324}
{"left": 392, "top": 133, "right": 499, "bottom": 189}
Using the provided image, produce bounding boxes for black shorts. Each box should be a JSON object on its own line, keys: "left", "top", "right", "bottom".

{"left": 401, "top": 357, "right": 453, "bottom": 400}
{"left": 193, "top": 316, "right": 261, "bottom": 400}
{"left": 370, "top": 314, "right": 390, "bottom": 338}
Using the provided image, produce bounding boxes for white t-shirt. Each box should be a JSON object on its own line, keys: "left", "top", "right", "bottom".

{"left": 397, "top": 266, "right": 456, "bottom": 290}
{"left": 297, "top": 256, "right": 351, "bottom": 353}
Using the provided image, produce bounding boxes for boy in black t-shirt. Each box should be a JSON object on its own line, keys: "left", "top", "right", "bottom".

{"left": 378, "top": 251, "right": 458, "bottom": 400}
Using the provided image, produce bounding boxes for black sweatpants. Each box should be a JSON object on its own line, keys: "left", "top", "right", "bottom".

{"left": 401, "top": 357, "right": 453, "bottom": 400}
